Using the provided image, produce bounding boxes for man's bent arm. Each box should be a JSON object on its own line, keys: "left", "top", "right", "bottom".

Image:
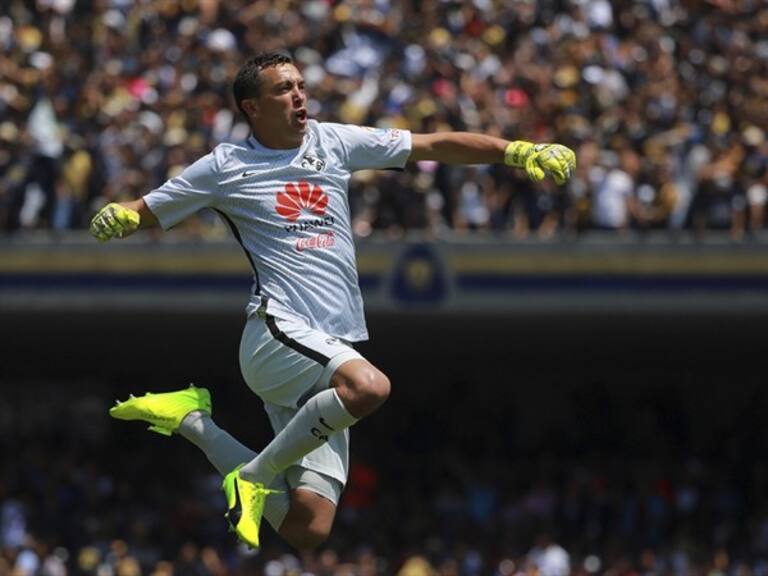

{"left": 89, "top": 197, "right": 159, "bottom": 242}
{"left": 409, "top": 132, "right": 508, "bottom": 164}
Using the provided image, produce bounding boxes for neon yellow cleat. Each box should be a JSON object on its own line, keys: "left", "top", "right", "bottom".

{"left": 109, "top": 384, "right": 212, "bottom": 436}
{"left": 222, "top": 465, "right": 281, "bottom": 549}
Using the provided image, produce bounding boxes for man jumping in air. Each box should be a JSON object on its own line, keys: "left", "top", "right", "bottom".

{"left": 90, "top": 51, "right": 575, "bottom": 551}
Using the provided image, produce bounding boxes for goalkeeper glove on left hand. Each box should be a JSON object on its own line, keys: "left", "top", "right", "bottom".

{"left": 90, "top": 203, "right": 140, "bottom": 242}
{"left": 505, "top": 141, "right": 576, "bottom": 185}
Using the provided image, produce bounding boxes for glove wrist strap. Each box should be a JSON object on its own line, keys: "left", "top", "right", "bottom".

{"left": 504, "top": 140, "right": 534, "bottom": 168}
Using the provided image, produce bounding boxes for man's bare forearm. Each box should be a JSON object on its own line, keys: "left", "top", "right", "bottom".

{"left": 409, "top": 132, "right": 509, "bottom": 164}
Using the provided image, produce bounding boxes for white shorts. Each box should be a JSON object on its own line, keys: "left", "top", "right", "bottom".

{"left": 239, "top": 311, "right": 363, "bottom": 501}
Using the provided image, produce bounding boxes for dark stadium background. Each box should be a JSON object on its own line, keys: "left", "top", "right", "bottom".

{"left": 4, "top": 306, "right": 768, "bottom": 464}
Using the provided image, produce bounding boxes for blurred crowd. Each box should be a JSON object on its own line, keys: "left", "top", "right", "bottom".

{"left": 2, "top": 374, "right": 768, "bottom": 576}
{"left": 7, "top": 451, "right": 768, "bottom": 576}
{"left": 1, "top": 0, "right": 767, "bottom": 240}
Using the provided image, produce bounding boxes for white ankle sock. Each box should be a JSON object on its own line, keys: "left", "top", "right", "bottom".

{"left": 238, "top": 389, "right": 357, "bottom": 486}
{"left": 178, "top": 411, "right": 290, "bottom": 530}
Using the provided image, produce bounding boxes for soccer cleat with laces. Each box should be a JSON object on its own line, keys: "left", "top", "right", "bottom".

{"left": 109, "top": 384, "right": 212, "bottom": 436}
{"left": 222, "top": 465, "right": 281, "bottom": 548}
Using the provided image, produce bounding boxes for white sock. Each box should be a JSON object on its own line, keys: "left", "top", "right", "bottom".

{"left": 238, "top": 388, "right": 357, "bottom": 486}
{"left": 178, "top": 411, "right": 290, "bottom": 530}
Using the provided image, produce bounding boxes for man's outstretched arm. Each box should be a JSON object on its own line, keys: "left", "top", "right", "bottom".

{"left": 89, "top": 198, "right": 159, "bottom": 242}
{"left": 409, "top": 132, "right": 576, "bottom": 185}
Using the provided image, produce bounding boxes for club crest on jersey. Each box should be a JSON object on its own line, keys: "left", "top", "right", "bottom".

{"left": 277, "top": 181, "right": 336, "bottom": 233}
{"left": 301, "top": 154, "right": 326, "bottom": 172}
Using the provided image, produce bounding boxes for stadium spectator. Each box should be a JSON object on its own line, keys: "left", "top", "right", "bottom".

{"left": 590, "top": 146, "right": 640, "bottom": 232}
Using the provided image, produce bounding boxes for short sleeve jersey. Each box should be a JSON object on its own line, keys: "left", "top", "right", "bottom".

{"left": 143, "top": 121, "right": 412, "bottom": 342}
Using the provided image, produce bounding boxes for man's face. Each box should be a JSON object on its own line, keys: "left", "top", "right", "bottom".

{"left": 246, "top": 63, "right": 308, "bottom": 148}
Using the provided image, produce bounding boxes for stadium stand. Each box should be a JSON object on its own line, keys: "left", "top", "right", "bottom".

{"left": 0, "top": 0, "right": 766, "bottom": 239}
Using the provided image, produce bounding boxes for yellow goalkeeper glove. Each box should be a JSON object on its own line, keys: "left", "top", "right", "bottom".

{"left": 505, "top": 141, "right": 576, "bottom": 185}
{"left": 90, "top": 203, "right": 140, "bottom": 242}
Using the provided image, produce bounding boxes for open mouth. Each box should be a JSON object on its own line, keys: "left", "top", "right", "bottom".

{"left": 295, "top": 109, "right": 307, "bottom": 123}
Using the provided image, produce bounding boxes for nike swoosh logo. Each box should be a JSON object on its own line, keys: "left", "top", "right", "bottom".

{"left": 242, "top": 171, "right": 257, "bottom": 177}
{"left": 227, "top": 477, "right": 243, "bottom": 525}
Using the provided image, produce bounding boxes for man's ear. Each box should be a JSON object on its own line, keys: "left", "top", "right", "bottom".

{"left": 241, "top": 99, "right": 259, "bottom": 119}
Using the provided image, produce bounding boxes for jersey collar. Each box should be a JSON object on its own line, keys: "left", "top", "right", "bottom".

{"left": 246, "top": 132, "right": 308, "bottom": 156}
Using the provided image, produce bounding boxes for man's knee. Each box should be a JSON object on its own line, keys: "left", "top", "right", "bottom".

{"left": 333, "top": 361, "right": 390, "bottom": 417}
{"left": 352, "top": 366, "right": 391, "bottom": 408}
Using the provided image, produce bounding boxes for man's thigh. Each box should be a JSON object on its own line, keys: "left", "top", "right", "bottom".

{"left": 239, "top": 313, "right": 363, "bottom": 409}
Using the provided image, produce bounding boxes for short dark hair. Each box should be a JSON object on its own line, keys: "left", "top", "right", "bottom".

{"left": 233, "top": 52, "right": 294, "bottom": 118}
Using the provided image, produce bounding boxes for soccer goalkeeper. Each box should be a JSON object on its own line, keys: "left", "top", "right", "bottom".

{"left": 90, "top": 51, "right": 575, "bottom": 551}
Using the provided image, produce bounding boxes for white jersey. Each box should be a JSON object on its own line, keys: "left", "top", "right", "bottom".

{"left": 143, "top": 120, "right": 412, "bottom": 341}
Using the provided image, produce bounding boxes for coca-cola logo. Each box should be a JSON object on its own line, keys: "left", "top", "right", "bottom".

{"left": 296, "top": 231, "right": 335, "bottom": 252}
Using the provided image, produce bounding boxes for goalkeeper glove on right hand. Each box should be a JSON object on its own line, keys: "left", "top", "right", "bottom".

{"left": 505, "top": 141, "right": 576, "bottom": 185}
{"left": 90, "top": 203, "right": 140, "bottom": 242}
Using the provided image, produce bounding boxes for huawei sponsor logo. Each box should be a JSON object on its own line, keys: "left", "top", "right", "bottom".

{"left": 296, "top": 231, "right": 335, "bottom": 252}
{"left": 276, "top": 181, "right": 336, "bottom": 250}
{"left": 284, "top": 215, "right": 335, "bottom": 233}
{"left": 276, "top": 181, "right": 328, "bottom": 222}
{"left": 276, "top": 181, "right": 336, "bottom": 233}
